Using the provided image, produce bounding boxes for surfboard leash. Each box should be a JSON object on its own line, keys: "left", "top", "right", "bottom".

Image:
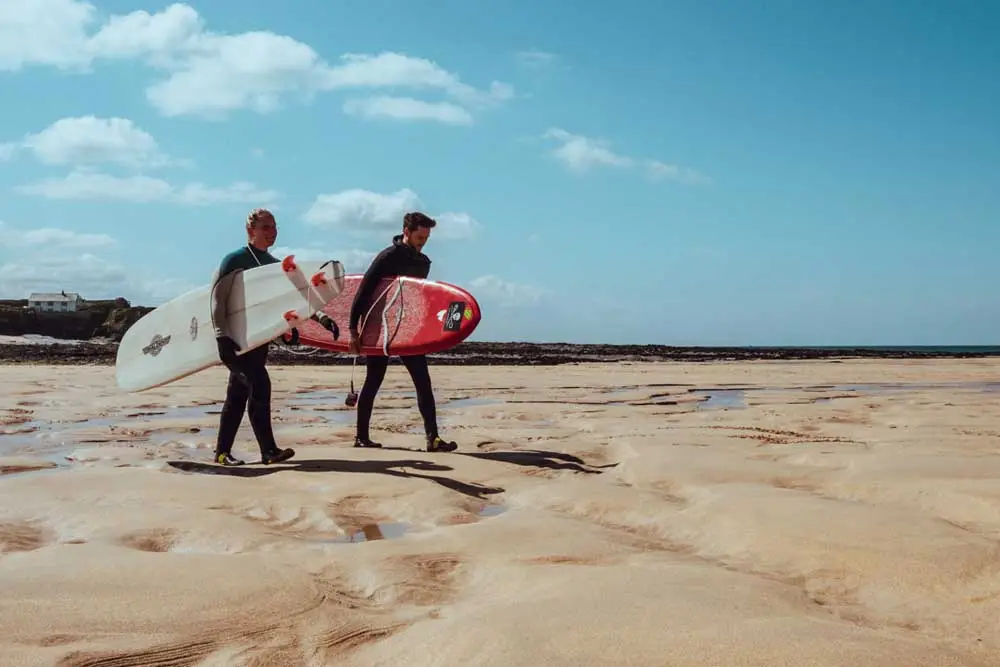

{"left": 344, "top": 277, "right": 404, "bottom": 406}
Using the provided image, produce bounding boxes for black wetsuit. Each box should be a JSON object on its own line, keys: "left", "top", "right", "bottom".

{"left": 350, "top": 234, "right": 438, "bottom": 442}
{"left": 210, "top": 244, "right": 280, "bottom": 458}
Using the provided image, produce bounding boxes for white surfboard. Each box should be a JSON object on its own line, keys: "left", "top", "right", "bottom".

{"left": 115, "top": 255, "right": 345, "bottom": 392}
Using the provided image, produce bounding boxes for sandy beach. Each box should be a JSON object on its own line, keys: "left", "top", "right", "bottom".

{"left": 2, "top": 357, "right": 1000, "bottom": 666}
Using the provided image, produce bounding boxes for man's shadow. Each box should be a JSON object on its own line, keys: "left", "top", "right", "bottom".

{"left": 461, "top": 449, "right": 618, "bottom": 474}
{"left": 166, "top": 458, "right": 504, "bottom": 500}
{"left": 377, "top": 446, "right": 618, "bottom": 475}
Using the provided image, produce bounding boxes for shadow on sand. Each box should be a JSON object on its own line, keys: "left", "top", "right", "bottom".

{"left": 458, "top": 449, "right": 615, "bottom": 474}
{"left": 166, "top": 457, "right": 504, "bottom": 500}
{"left": 376, "top": 446, "right": 617, "bottom": 475}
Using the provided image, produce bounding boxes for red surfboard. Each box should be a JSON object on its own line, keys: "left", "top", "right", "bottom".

{"left": 294, "top": 275, "right": 481, "bottom": 356}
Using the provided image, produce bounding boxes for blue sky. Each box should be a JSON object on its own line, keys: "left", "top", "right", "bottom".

{"left": 1, "top": 0, "right": 997, "bottom": 345}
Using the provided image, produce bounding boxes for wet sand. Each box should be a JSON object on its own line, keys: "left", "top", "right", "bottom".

{"left": 1, "top": 358, "right": 999, "bottom": 666}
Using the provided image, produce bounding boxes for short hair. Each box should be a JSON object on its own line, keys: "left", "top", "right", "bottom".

{"left": 403, "top": 211, "right": 436, "bottom": 231}
{"left": 247, "top": 208, "right": 274, "bottom": 227}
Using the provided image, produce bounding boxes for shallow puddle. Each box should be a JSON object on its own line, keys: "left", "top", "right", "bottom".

{"left": 826, "top": 381, "right": 1000, "bottom": 394}
{"left": 0, "top": 398, "right": 360, "bottom": 458}
{"left": 478, "top": 503, "right": 507, "bottom": 517}
{"left": 683, "top": 381, "right": 1000, "bottom": 410}
{"left": 601, "top": 387, "right": 643, "bottom": 397}
{"left": 791, "top": 381, "right": 1000, "bottom": 403}
{"left": 695, "top": 390, "right": 748, "bottom": 410}
{"left": 348, "top": 522, "right": 409, "bottom": 542}
{"left": 445, "top": 397, "right": 504, "bottom": 408}
{"left": 313, "top": 522, "right": 411, "bottom": 544}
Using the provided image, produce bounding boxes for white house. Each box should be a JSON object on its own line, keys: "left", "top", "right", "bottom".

{"left": 27, "top": 291, "right": 83, "bottom": 312}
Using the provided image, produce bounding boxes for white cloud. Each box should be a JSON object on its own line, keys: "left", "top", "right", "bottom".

{"left": 542, "top": 127, "right": 710, "bottom": 183}
{"left": 2, "top": 116, "right": 171, "bottom": 169}
{"left": 646, "top": 160, "right": 710, "bottom": 185}
{"left": 0, "top": 0, "right": 95, "bottom": 71}
{"left": 0, "top": 251, "right": 193, "bottom": 305}
{"left": 0, "top": 253, "right": 127, "bottom": 298}
{"left": 543, "top": 128, "right": 633, "bottom": 173}
{"left": 1, "top": 1, "right": 513, "bottom": 122}
{"left": 84, "top": 3, "right": 205, "bottom": 62}
{"left": 515, "top": 50, "right": 558, "bottom": 68}
{"left": 304, "top": 188, "right": 421, "bottom": 232}
{"left": 470, "top": 275, "right": 547, "bottom": 306}
{"left": 15, "top": 170, "right": 278, "bottom": 205}
{"left": 342, "top": 96, "right": 473, "bottom": 125}
{"left": 0, "top": 221, "right": 117, "bottom": 249}
{"left": 173, "top": 181, "right": 279, "bottom": 206}
{"left": 322, "top": 53, "right": 514, "bottom": 108}
{"left": 0, "top": 222, "right": 196, "bottom": 304}
{"left": 302, "top": 188, "right": 481, "bottom": 240}
{"left": 433, "top": 212, "right": 482, "bottom": 240}
{"left": 0, "top": 222, "right": 197, "bottom": 305}
{"left": 143, "top": 31, "right": 329, "bottom": 118}
{"left": 16, "top": 171, "right": 171, "bottom": 202}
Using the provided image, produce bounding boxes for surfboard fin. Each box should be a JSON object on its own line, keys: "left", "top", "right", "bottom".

{"left": 281, "top": 255, "right": 298, "bottom": 273}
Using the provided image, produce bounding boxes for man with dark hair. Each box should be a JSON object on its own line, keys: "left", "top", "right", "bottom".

{"left": 210, "top": 207, "right": 339, "bottom": 466}
{"left": 347, "top": 211, "right": 458, "bottom": 452}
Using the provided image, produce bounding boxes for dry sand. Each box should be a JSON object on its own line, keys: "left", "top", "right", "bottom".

{"left": 1, "top": 358, "right": 1000, "bottom": 666}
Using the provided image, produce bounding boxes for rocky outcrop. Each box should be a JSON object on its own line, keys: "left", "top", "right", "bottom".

{"left": 0, "top": 299, "right": 152, "bottom": 342}
{"left": 91, "top": 305, "right": 155, "bottom": 340}
{"left": 0, "top": 338, "right": 996, "bottom": 366}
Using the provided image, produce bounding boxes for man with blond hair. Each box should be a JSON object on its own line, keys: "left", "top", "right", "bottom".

{"left": 209, "top": 208, "right": 338, "bottom": 466}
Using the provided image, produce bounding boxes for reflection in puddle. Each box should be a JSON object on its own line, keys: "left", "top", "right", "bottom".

{"left": 802, "top": 381, "right": 1000, "bottom": 403}
{"left": 317, "top": 505, "right": 506, "bottom": 545}
{"left": 316, "top": 522, "right": 410, "bottom": 544}
{"left": 289, "top": 390, "right": 340, "bottom": 403}
{"left": 478, "top": 503, "right": 507, "bottom": 517}
{"left": 147, "top": 428, "right": 218, "bottom": 446}
{"left": 445, "top": 397, "right": 504, "bottom": 408}
{"left": 602, "top": 388, "right": 642, "bottom": 398}
{"left": 687, "top": 381, "right": 1000, "bottom": 410}
{"left": 0, "top": 398, "right": 357, "bottom": 459}
{"left": 287, "top": 408, "right": 355, "bottom": 424}
{"left": 827, "top": 381, "right": 1000, "bottom": 393}
{"left": 289, "top": 389, "right": 499, "bottom": 414}
{"left": 0, "top": 451, "right": 71, "bottom": 479}
{"left": 695, "top": 390, "right": 747, "bottom": 410}
{"left": 347, "top": 521, "right": 409, "bottom": 542}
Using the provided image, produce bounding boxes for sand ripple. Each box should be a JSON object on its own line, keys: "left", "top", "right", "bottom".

{"left": 1, "top": 360, "right": 999, "bottom": 665}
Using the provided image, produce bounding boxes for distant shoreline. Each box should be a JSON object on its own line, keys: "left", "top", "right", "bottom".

{"left": 0, "top": 338, "right": 997, "bottom": 366}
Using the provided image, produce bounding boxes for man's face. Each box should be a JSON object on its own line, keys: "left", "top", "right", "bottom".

{"left": 404, "top": 226, "right": 431, "bottom": 251}
{"left": 248, "top": 214, "right": 277, "bottom": 249}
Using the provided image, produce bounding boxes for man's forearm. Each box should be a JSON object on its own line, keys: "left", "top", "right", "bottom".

{"left": 210, "top": 273, "right": 235, "bottom": 338}
{"left": 349, "top": 264, "right": 385, "bottom": 331}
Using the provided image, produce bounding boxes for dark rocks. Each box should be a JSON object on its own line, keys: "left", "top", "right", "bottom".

{"left": 0, "top": 338, "right": 995, "bottom": 367}
{"left": 0, "top": 299, "right": 996, "bottom": 366}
